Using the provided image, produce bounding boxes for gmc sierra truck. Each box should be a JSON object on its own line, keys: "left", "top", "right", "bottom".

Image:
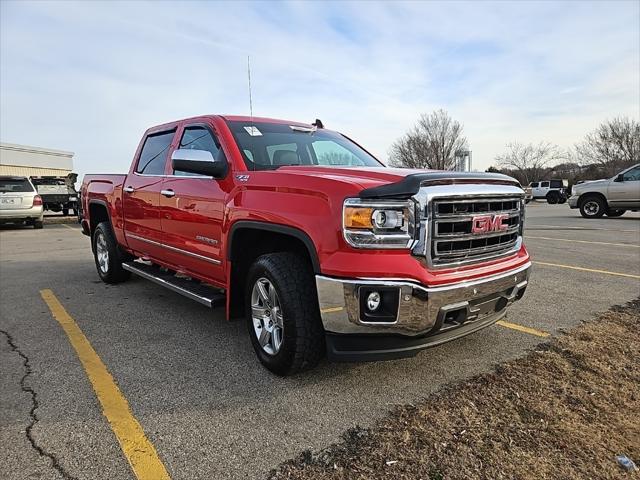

{"left": 81, "top": 115, "right": 531, "bottom": 375}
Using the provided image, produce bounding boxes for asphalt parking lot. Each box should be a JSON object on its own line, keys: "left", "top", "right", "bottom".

{"left": 1, "top": 203, "right": 639, "bottom": 480}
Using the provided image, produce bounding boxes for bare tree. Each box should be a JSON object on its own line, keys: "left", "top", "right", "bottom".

{"left": 575, "top": 117, "right": 640, "bottom": 176}
{"left": 495, "top": 141, "right": 564, "bottom": 185}
{"left": 389, "top": 110, "right": 468, "bottom": 170}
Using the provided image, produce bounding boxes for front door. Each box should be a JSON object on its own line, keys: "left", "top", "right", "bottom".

{"left": 608, "top": 166, "right": 640, "bottom": 208}
{"left": 159, "top": 124, "right": 227, "bottom": 284}
{"left": 123, "top": 129, "right": 176, "bottom": 259}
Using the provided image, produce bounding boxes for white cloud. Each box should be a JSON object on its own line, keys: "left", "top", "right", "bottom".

{"left": 1, "top": 0, "right": 638, "bottom": 179}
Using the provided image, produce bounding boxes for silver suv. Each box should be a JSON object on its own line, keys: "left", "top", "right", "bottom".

{"left": 568, "top": 164, "right": 640, "bottom": 218}
{"left": 0, "top": 176, "right": 44, "bottom": 228}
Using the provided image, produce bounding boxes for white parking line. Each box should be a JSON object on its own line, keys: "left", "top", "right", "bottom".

{"left": 526, "top": 224, "right": 639, "bottom": 233}
{"left": 525, "top": 236, "right": 640, "bottom": 248}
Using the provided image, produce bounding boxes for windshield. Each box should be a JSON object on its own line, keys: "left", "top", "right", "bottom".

{"left": 226, "top": 120, "right": 384, "bottom": 170}
{"left": 0, "top": 177, "right": 34, "bottom": 193}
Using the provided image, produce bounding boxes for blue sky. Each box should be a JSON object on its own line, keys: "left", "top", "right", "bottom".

{"left": 1, "top": 0, "right": 638, "bottom": 179}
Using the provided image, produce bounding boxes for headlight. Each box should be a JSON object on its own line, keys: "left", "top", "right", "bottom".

{"left": 343, "top": 198, "right": 415, "bottom": 249}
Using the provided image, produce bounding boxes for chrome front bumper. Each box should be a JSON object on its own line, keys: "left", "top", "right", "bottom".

{"left": 316, "top": 262, "right": 531, "bottom": 337}
{"left": 568, "top": 195, "right": 579, "bottom": 208}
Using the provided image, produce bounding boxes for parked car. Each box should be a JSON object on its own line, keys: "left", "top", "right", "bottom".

{"left": 528, "top": 179, "right": 569, "bottom": 204}
{"left": 568, "top": 163, "right": 640, "bottom": 218}
{"left": 80, "top": 115, "right": 531, "bottom": 375}
{"left": 31, "top": 173, "right": 79, "bottom": 216}
{"left": 0, "top": 176, "right": 44, "bottom": 228}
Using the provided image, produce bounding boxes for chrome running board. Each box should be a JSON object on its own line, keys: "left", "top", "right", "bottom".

{"left": 122, "top": 261, "right": 225, "bottom": 308}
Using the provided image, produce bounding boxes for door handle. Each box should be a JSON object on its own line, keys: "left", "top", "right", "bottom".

{"left": 123, "top": 186, "right": 135, "bottom": 193}
{"left": 161, "top": 189, "right": 175, "bottom": 198}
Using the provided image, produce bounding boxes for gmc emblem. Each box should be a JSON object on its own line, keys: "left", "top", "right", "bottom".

{"left": 471, "top": 214, "right": 509, "bottom": 234}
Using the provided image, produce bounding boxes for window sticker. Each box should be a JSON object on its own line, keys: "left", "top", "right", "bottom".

{"left": 244, "top": 126, "right": 262, "bottom": 136}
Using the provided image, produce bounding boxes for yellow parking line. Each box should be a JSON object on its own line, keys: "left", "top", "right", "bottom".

{"left": 496, "top": 320, "right": 550, "bottom": 338}
{"left": 533, "top": 261, "right": 640, "bottom": 279}
{"left": 526, "top": 236, "right": 640, "bottom": 248}
{"left": 40, "top": 289, "right": 171, "bottom": 480}
{"left": 320, "top": 306, "right": 344, "bottom": 314}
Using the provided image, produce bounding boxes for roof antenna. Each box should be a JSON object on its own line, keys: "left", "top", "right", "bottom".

{"left": 247, "top": 55, "right": 253, "bottom": 122}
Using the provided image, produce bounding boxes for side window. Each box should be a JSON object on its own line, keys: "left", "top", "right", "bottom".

{"left": 541, "top": 181, "right": 550, "bottom": 188}
{"left": 530, "top": 182, "right": 539, "bottom": 188}
{"left": 622, "top": 166, "right": 640, "bottom": 181}
{"left": 136, "top": 130, "right": 175, "bottom": 175}
{"left": 175, "top": 126, "right": 221, "bottom": 176}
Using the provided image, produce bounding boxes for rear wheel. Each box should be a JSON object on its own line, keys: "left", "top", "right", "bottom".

{"left": 245, "top": 252, "right": 324, "bottom": 375}
{"left": 546, "top": 191, "right": 560, "bottom": 204}
{"left": 92, "top": 222, "right": 131, "bottom": 284}
{"left": 605, "top": 209, "right": 626, "bottom": 217}
{"left": 33, "top": 220, "right": 43, "bottom": 229}
{"left": 579, "top": 195, "right": 606, "bottom": 218}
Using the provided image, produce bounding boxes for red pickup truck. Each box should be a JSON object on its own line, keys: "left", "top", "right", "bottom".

{"left": 81, "top": 115, "right": 531, "bottom": 375}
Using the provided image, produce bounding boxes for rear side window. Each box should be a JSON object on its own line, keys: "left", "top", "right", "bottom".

{"left": 136, "top": 130, "right": 175, "bottom": 175}
{"left": 0, "top": 177, "right": 34, "bottom": 192}
{"left": 550, "top": 180, "right": 563, "bottom": 188}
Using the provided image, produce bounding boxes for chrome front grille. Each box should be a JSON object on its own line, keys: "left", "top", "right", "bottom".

{"left": 429, "top": 196, "right": 523, "bottom": 266}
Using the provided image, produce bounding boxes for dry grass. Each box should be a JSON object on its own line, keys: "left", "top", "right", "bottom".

{"left": 270, "top": 300, "right": 640, "bottom": 480}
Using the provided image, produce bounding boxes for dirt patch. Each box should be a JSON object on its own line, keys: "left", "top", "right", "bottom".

{"left": 270, "top": 300, "right": 640, "bottom": 480}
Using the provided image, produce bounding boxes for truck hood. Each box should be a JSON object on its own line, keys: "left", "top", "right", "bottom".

{"left": 574, "top": 178, "right": 609, "bottom": 190}
{"left": 275, "top": 166, "right": 519, "bottom": 198}
{"left": 275, "top": 166, "right": 425, "bottom": 191}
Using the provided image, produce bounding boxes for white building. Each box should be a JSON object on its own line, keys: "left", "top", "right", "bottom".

{"left": 0, "top": 142, "right": 74, "bottom": 177}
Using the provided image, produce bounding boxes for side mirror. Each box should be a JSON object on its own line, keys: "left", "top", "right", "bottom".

{"left": 171, "top": 149, "right": 227, "bottom": 178}
{"left": 614, "top": 173, "right": 624, "bottom": 182}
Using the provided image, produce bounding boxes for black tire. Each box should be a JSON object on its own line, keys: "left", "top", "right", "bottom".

{"left": 579, "top": 195, "right": 606, "bottom": 218}
{"left": 62, "top": 208, "right": 69, "bottom": 216}
{"left": 605, "top": 209, "right": 626, "bottom": 217}
{"left": 33, "top": 220, "right": 43, "bottom": 229}
{"left": 92, "top": 222, "right": 131, "bottom": 284}
{"left": 558, "top": 196, "right": 567, "bottom": 204}
{"left": 245, "top": 252, "right": 324, "bottom": 375}
{"left": 546, "top": 192, "right": 559, "bottom": 204}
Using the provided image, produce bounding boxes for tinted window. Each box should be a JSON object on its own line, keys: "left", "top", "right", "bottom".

{"left": 0, "top": 177, "right": 34, "bottom": 192}
{"left": 226, "top": 120, "right": 383, "bottom": 170}
{"left": 530, "top": 182, "right": 539, "bottom": 187}
{"left": 622, "top": 166, "right": 640, "bottom": 181}
{"left": 136, "top": 130, "right": 175, "bottom": 175}
{"left": 175, "top": 126, "right": 221, "bottom": 176}
{"left": 550, "top": 180, "right": 563, "bottom": 188}
{"left": 541, "top": 181, "right": 550, "bottom": 187}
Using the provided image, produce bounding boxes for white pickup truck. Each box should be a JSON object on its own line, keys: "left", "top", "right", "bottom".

{"left": 568, "top": 164, "right": 640, "bottom": 218}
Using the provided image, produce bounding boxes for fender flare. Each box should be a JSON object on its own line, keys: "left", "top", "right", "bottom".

{"left": 227, "top": 220, "right": 321, "bottom": 273}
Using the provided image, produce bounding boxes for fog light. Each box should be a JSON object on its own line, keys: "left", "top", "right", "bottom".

{"left": 366, "top": 291, "right": 381, "bottom": 311}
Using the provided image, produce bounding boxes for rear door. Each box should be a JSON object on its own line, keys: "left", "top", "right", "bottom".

{"left": 0, "top": 177, "right": 36, "bottom": 210}
{"left": 123, "top": 129, "right": 176, "bottom": 258}
{"left": 159, "top": 123, "right": 227, "bottom": 283}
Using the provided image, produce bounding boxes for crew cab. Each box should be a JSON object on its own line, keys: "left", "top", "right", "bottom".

{"left": 568, "top": 163, "right": 640, "bottom": 218}
{"left": 80, "top": 115, "right": 531, "bottom": 375}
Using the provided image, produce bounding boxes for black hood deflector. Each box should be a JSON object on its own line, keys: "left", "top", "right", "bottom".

{"left": 359, "top": 172, "right": 520, "bottom": 199}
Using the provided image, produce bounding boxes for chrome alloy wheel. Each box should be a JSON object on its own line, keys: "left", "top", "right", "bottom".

{"left": 584, "top": 200, "right": 600, "bottom": 216}
{"left": 95, "top": 231, "right": 109, "bottom": 274}
{"left": 251, "top": 277, "right": 284, "bottom": 355}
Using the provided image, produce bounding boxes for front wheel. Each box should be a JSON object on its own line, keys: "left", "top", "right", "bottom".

{"left": 579, "top": 196, "right": 606, "bottom": 218}
{"left": 92, "top": 222, "right": 131, "bottom": 284}
{"left": 606, "top": 209, "right": 626, "bottom": 217}
{"left": 245, "top": 252, "right": 324, "bottom": 375}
